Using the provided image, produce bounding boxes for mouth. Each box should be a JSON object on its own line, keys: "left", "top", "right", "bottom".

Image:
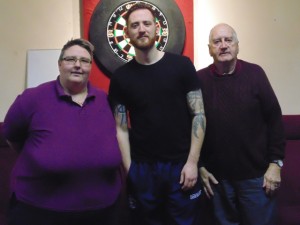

{"left": 219, "top": 52, "right": 230, "bottom": 56}
{"left": 71, "top": 72, "right": 83, "bottom": 76}
{"left": 138, "top": 35, "right": 148, "bottom": 39}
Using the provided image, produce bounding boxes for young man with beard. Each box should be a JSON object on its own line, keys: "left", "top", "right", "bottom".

{"left": 197, "top": 23, "right": 285, "bottom": 225}
{"left": 109, "top": 3, "right": 206, "bottom": 225}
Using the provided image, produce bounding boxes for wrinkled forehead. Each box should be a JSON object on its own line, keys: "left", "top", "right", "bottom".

{"left": 211, "top": 25, "right": 234, "bottom": 40}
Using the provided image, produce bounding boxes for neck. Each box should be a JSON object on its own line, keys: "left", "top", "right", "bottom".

{"left": 215, "top": 60, "right": 237, "bottom": 75}
{"left": 66, "top": 86, "right": 88, "bottom": 107}
{"left": 60, "top": 79, "right": 88, "bottom": 96}
{"left": 134, "top": 46, "right": 164, "bottom": 65}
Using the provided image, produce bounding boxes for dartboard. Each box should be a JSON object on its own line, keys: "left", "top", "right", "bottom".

{"left": 89, "top": 0, "right": 185, "bottom": 77}
{"left": 107, "top": 1, "right": 168, "bottom": 63}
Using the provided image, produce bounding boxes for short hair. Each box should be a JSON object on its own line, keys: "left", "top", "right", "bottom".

{"left": 124, "top": 2, "right": 156, "bottom": 24}
{"left": 58, "top": 38, "right": 94, "bottom": 61}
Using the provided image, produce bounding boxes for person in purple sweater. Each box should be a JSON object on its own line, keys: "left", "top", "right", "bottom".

{"left": 3, "top": 39, "right": 122, "bottom": 225}
{"left": 197, "top": 23, "right": 285, "bottom": 225}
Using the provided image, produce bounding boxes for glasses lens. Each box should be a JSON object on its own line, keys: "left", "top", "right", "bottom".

{"left": 63, "top": 57, "right": 91, "bottom": 65}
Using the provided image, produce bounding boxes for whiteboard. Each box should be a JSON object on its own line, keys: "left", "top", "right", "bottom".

{"left": 26, "top": 49, "right": 60, "bottom": 88}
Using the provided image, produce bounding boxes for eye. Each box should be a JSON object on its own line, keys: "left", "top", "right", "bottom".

{"left": 80, "top": 58, "right": 91, "bottom": 64}
{"left": 144, "top": 21, "right": 152, "bottom": 26}
{"left": 226, "top": 38, "right": 233, "bottom": 43}
{"left": 130, "top": 23, "right": 139, "bottom": 29}
{"left": 213, "top": 40, "right": 221, "bottom": 45}
{"left": 64, "top": 57, "right": 76, "bottom": 63}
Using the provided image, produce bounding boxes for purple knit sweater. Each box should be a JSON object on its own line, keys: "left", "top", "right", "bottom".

{"left": 197, "top": 60, "right": 285, "bottom": 180}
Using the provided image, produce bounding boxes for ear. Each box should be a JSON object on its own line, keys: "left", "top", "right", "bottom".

{"left": 155, "top": 23, "right": 159, "bottom": 35}
{"left": 124, "top": 26, "right": 129, "bottom": 38}
{"left": 208, "top": 44, "right": 213, "bottom": 56}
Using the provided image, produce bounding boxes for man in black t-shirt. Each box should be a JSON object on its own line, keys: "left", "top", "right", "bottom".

{"left": 109, "top": 3, "right": 206, "bottom": 225}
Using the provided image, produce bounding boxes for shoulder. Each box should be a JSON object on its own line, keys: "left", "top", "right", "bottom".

{"left": 21, "top": 80, "right": 56, "bottom": 100}
{"left": 114, "top": 59, "right": 136, "bottom": 74}
{"left": 197, "top": 65, "right": 212, "bottom": 78}
{"left": 239, "top": 59, "right": 265, "bottom": 73}
{"left": 162, "top": 52, "right": 196, "bottom": 76}
{"left": 89, "top": 85, "right": 107, "bottom": 98}
{"left": 111, "top": 60, "right": 136, "bottom": 84}
{"left": 164, "top": 52, "right": 192, "bottom": 64}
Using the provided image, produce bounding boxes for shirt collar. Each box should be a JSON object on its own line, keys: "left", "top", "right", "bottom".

{"left": 55, "top": 76, "right": 96, "bottom": 100}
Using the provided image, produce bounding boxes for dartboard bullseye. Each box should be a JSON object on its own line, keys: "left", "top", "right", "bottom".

{"left": 89, "top": 0, "right": 185, "bottom": 77}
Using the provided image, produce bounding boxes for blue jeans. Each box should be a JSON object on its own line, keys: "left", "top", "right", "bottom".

{"left": 127, "top": 161, "right": 202, "bottom": 225}
{"left": 212, "top": 176, "right": 276, "bottom": 225}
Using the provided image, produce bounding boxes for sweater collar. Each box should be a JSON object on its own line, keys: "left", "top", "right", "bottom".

{"left": 210, "top": 59, "right": 242, "bottom": 77}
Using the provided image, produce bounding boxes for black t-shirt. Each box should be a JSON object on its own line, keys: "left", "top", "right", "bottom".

{"left": 109, "top": 52, "right": 200, "bottom": 162}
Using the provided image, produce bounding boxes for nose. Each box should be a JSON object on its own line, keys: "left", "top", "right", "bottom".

{"left": 74, "top": 59, "right": 81, "bottom": 67}
{"left": 220, "top": 39, "right": 228, "bottom": 48}
{"left": 138, "top": 24, "right": 146, "bottom": 32}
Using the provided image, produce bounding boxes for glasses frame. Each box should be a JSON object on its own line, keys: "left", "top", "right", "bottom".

{"left": 62, "top": 56, "right": 92, "bottom": 66}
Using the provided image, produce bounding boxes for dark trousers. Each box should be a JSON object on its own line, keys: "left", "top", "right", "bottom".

{"left": 8, "top": 196, "right": 118, "bottom": 225}
{"left": 127, "top": 161, "right": 202, "bottom": 225}
{"left": 211, "top": 176, "right": 276, "bottom": 225}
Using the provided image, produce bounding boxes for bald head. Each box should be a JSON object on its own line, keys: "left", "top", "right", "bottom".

{"left": 209, "top": 23, "right": 239, "bottom": 45}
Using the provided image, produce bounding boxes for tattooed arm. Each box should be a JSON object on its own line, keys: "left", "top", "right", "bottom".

{"left": 114, "top": 104, "right": 131, "bottom": 174}
{"left": 180, "top": 89, "right": 206, "bottom": 191}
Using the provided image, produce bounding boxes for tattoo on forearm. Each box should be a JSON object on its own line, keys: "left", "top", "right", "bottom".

{"left": 187, "top": 89, "right": 206, "bottom": 138}
{"left": 193, "top": 114, "right": 205, "bottom": 138}
{"left": 115, "top": 104, "right": 127, "bottom": 126}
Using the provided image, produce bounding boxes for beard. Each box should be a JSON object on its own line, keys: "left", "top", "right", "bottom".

{"left": 130, "top": 35, "right": 156, "bottom": 51}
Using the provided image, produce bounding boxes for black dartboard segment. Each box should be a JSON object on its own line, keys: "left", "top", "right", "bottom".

{"left": 89, "top": 0, "right": 186, "bottom": 77}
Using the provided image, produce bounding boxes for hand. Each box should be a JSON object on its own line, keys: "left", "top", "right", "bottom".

{"left": 263, "top": 163, "right": 281, "bottom": 196}
{"left": 180, "top": 161, "right": 198, "bottom": 191}
{"left": 199, "top": 167, "right": 218, "bottom": 198}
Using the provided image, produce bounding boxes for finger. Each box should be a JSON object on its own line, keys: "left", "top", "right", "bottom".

{"left": 181, "top": 177, "right": 188, "bottom": 190}
{"left": 179, "top": 173, "right": 184, "bottom": 184}
{"left": 183, "top": 178, "right": 197, "bottom": 191}
{"left": 274, "top": 182, "right": 281, "bottom": 188}
{"left": 202, "top": 180, "right": 214, "bottom": 196}
{"left": 206, "top": 185, "right": 214, "bottom": 196}
{"left": 203, "top": 187, "right": 211, "bottom": 199}
{"left": 265, "top": 186, "right": 272, "bottom": 196}
{"left": 209, "top": 175, "right": 219, "bottom": 185}
{"left": 182, "top": 180, "right": 193, "bottom": 191}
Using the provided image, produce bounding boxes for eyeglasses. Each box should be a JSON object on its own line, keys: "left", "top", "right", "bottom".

{"left": 62, "top": 56, "right": 92, "bottom": 66}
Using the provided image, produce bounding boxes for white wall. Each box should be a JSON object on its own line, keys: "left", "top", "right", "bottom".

{"left": 0, "top": 0, "right": 80, "bottom": 121}
{"left": 0, "top": 0, "right": 299, "bottom": 121}
{"left": 194, "top": 0, "right": 300, "bottom": 115}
